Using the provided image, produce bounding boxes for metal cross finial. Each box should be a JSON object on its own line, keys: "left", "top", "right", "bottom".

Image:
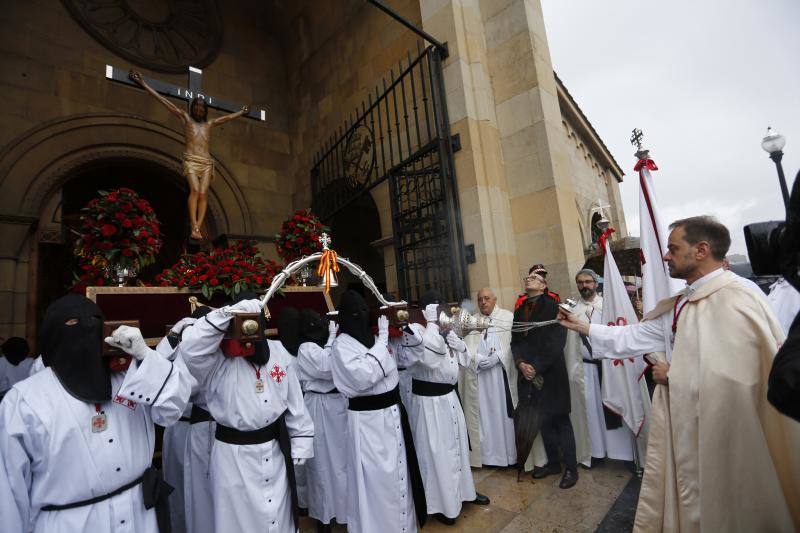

{"left": 319, "top": 232, "right": 331, "bottom": 250}
{"left": 630, "top": 128, "right": 644, "bottom": 150}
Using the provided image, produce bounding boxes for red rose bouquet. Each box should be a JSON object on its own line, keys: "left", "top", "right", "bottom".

{"left": 275, "top": 209, "right": 329, "bottom": 263}
{"left": 157, "top": 240, "right": 282, "bottom": 299}
{"left": 73, "top": 188, "right": 162, "bottom": 286}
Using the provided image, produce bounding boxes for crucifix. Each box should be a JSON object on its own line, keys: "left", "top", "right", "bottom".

{"left": 105, "top": 64, "right": 267, "bottom": 241}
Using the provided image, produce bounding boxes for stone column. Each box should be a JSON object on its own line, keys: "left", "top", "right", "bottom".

{"left": 422, "top": 0, "right": 587, "bottom": 298}
{"left": 420, "top": 0, "right": 522, "bottom": 307}
{"left": 0, "top": 217, "right": 36, "bottom": 341}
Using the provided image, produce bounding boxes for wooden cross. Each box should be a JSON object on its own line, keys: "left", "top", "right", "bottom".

{"left": 105, "top": 64, "right": 266, "bottom": 121}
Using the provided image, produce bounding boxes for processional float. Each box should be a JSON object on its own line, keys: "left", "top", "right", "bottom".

{"left": 215, "top": 233, "right": 575, "bottom": 341}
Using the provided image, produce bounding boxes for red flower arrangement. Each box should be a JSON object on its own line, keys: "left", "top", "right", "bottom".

{"left": 72, "top": 188, "right": 162, "bottom": 287}
{"left": 275, "top": 209, "right": 329, "bottom": 263}
{"left": 157, "top": 240, "right": 282, "bottom": 299}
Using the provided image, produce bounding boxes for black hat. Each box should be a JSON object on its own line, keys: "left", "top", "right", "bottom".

{"left": 299, "top": 308, "right": 329, "bottom": 348}
{"left": 40, "top": 294, "right": 110, "bottom": 403}
{"left": 2, "top": 337, "right": 29, "bottom": 366}
{"left": 337, "top": 290, "right": 374, "bottom": 348}
{"left": 277, "top": 306, "right": 301, "bottom": 356}
{"left": 528, "top": 264, "right": 548, "bottom": 278}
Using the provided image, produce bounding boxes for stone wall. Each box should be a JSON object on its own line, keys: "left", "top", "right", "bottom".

{"left": 0, "top": 0, "right": 292, "bottom": 337}
{"left": 0, "top": 0, "right": 292, "bottom": 237}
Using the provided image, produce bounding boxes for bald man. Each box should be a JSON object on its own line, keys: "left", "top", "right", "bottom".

{"left": 462, "top": 289, "right": 517, "bottom": 467}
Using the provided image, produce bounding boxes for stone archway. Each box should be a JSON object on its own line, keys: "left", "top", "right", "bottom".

{"left": 0, "top": 113, "right": 251, "bottom": 341}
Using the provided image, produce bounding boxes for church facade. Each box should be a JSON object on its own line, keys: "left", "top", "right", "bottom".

{"left": 0, "top": 0, "right": 624, "bottom": 341}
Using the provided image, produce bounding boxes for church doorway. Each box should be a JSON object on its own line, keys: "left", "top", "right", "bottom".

{"left": 327, "top": 192, "right": 385, "bottom": 304}
{"left": 35, "top": 157, "right": 214, "bottom": 325}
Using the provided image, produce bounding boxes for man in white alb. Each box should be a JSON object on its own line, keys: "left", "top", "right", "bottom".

{"left": 462, "top": 288, "right": 517, "bottom": 468}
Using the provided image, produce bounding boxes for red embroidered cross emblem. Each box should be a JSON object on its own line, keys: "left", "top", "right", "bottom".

{"left": 269, "top": 364, "right": 286, "bottom": 383}
{"left": 113, "top": 395, "right": 137, "bottom": 410}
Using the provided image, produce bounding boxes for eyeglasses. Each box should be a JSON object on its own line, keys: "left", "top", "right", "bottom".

{"left": 523, "top": 276, "right": 545, "bottom": 283}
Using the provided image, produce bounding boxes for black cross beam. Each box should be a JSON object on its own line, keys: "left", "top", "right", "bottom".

{"left": 105, "top": 64, "right": 266, "bottom": 121}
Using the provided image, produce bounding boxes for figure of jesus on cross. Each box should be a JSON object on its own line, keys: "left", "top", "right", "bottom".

{"left": 129, "top": 70, "right": 249, "bottom": 240}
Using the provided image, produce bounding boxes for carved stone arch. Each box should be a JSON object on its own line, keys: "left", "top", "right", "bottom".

{"left": 0, "top": 113, "right": 251, "bottom": 235}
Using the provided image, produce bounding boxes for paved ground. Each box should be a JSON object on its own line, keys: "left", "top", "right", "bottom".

{"left": 299, "top": 460, "right": 636, "bottom": 532}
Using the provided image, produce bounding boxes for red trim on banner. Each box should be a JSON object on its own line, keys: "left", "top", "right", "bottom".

{"left": 639, "top": 170, "right": 665, "bottom": 258}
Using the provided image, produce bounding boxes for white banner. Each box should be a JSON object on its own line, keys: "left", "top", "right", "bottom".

{"left": 600, "top": 239, "right": 648, "bottom": 436}
{"left": 637, "top": 159, "right": 681, "bottom": 360}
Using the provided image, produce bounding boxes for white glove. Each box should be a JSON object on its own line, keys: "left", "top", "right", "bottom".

{"left": 377, "top": 315, "right": 389, "bottom": 345}
{"left": 231, "top": 298, "right": 262, "bottom": 313}
{"left": 477, "top": 352, "right": 499, "bottom": 370}
{"left": 423, "top": 303, "right": 439, "bottom": 322}
{"left": 327, "top": 320, "right": 338, "bottom": 345}
{"left": 293, "top": 458, "right": 307, "bottom": 466}
{"left": 105, "top": 325, "right": 152, "bottom": 361}
{"left": 446, "top": 330, "right": 467, "bottom": 353}
{"left": 170, "top": 317, "right": 197, "bottom": 335}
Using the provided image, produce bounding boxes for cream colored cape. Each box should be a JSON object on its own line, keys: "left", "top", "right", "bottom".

{"left": 634, "top": 271, "right": 800, "bottom": 532}
{"left": 561, "top": 296, "right": 599, "bottom": 467}
{"left": 461, "top": 305, "right": 516, "bottom": 467}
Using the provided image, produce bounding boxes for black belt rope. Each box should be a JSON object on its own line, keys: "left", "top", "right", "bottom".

{"left": 42, "top": 467, "right": 173, "bottom": 532}
{"left": 189, "top": 404, "right": 214, "bottom": 424}
{"left": 411, "top": 379, "right": 456, "bottom": 397}
{"left": 213, "top": 413, "right": 301, "bottom": 529}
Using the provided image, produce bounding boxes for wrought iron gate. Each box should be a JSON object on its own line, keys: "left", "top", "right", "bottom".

{"left": 311, "top": 44, "right": 468, "bottom": 302}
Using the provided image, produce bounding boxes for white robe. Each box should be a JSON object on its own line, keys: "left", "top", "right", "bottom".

{"left": 389, "top": 329, "right": 421, "bottom": 410}
{"left": 461, "top": 305, "right": 517, "bottom": 468}
{"left": 474, "top": 329, "right": 516, "bottom": 467}
{"left": 182, "top": 394, "right": 215, "bottom": 533}
{"left": 297, "top": 340, "right": 348, "bottom": 525}
{"left": 578, "top": 297, "right": 636, "bottom": 461}
{"left": 179, "top": 311, "right": 314, "bottom": 533}
{"left": 331, "top": 333, "right": 416, "bottom": 533}
{"left": 768, "top": 277, "right": 800, "bottom": 335}
{"left": 0, "top": 352, "right": 191, "bottom": 533}
{"left": 29, "top": 355, "right": 45, "bottom": 376}
{"left": 155, "top": 336, "right": 193, "bottom": 533}
{"left": 407, "top": 322, "right": 476, "bottom": 518}
{"left": 0, "top": 356, "right": 34, "bottom": 396}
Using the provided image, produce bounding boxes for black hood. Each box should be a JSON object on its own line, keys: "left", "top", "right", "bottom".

{"left": 420, "top": 289, "right": 443, "bottom": 308}
{"left": 232, "top": 291, "right": 270, "bottom": 366}
{"left": 40, "top": 294, "right": 110, "bottom": 403}
{"left": 277, "top": 306, "right": 301, "bottom": 356}
{"left": 2, "top": 337, "right": 29, "bottom": 366}
{"left": 338, "top": 290, "right": 374, "bottom": 348}
{"left": 299, "top": 308, "right": 329, "bottom": 348}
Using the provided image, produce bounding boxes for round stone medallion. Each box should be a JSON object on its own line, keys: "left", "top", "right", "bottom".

{"left": 62, "top": 0, "right": 223, "bottom": 73}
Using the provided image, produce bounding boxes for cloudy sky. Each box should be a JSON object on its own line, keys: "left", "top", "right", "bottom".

{"left": 541, "top": 0, "right": 800, "bottom": 256}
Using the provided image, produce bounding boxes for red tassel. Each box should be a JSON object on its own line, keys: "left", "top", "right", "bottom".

{"left": 633, "top": 158, "right": 658, "bottom": 172}
{"left": 598, "top": 228, "right": 616, "bottom": 254}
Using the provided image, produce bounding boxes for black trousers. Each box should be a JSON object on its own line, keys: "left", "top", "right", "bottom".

{"left": 540, "top": 412, "right": 577, "bottom": 471}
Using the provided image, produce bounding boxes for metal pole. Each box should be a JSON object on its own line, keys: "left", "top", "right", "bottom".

{"left": 366, "top": 0, "right": 449, "bottom": 58}
{"left": 769, "top": 150, "right": 790, "bottom": 210}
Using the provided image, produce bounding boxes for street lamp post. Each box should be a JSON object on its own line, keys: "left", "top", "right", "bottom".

{"left": 761, "top": 127, "right": 789, "bottom": 209}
